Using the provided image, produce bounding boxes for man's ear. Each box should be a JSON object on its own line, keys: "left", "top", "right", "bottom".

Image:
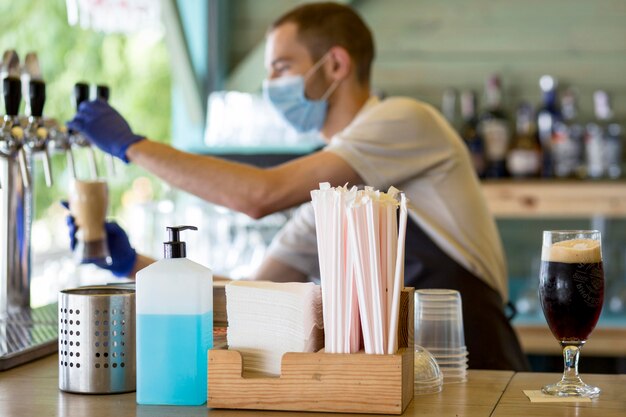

{"left": 326, "top": 46, "right": 352, "bottom": 81}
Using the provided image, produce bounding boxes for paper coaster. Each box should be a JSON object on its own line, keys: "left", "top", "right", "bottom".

{"left": 523, "top": 390, "right": 592, "bottom": 403}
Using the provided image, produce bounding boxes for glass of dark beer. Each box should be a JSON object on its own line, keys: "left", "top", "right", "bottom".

{"left": 538, "top": 230, "right": 604, "bottom": 398}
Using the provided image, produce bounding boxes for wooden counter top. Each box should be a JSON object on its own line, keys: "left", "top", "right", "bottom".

{"left": 493, "top": 372, "right": 626, "bottom": 417}
{"left": 1, "top": 354, "right": 624, "bottom": 416}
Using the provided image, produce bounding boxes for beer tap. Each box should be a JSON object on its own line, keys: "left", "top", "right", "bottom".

{"left": 47, "top": 119, "right": 77, "bottom": 179}
{"left": 23, "top": 80, "right": 53, "bottom": 187}
{"left": 95, "top": 84, "right": 109, "bottom": 101}
{"left": 0, "top": 49, "right": 20, "bottom": 92}
{"left": 69, "top": 82, "right": 99, "bottom": 178}
{"left": 0, "top": 76, "right": 30, "bottom": 189}
{"left": 21, "top": 52, "right": 40, "bottom": 117}
{"left": 95, "top": 84, "right": 116, "bottom": 175}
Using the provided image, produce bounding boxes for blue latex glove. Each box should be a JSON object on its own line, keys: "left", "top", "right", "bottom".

{"left": 61, "top": 201, "right": 137, "bottom": 277}
{"left": 66, "top": 99, "right": 145, "bottom": 163}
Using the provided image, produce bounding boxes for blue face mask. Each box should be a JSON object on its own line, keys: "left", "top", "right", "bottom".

{"left": 263, "top": 53, "right": 340, "bottom": 133}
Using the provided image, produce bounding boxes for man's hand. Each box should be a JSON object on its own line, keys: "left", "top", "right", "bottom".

{"left": 66, "top": 99, "right": 145, "bottom": 163}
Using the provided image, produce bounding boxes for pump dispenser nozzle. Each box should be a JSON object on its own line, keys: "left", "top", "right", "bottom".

{"left": 164, "top": 225, "right": 198, "bottom": 259}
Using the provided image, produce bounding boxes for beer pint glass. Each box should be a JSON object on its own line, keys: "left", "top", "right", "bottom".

{"left": 69, "top": 179, "right": 111, "bottom": 265}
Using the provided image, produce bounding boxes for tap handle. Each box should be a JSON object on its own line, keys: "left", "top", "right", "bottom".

{"left": 106, "top": 153, "right": 116, "bottom": 176}
{"left": 87, "top": 146, "right": 99, "bottom": 179}
{"left": 96, "top": 85, "right": 110, "bottom": 101}
{"left": 29, "top": 80, "right": 45, "bottom": 118}
{"left": 17, "top": 147, "right": 30, "bottom": 189}
{"left": 73, "top": 82, "right": 90, "bottom": 111}
{"left": 41, "top": 147, "right": 53, "bottom": 187}
{"left": 66, "top": 147, "right": 77, "bottom": 179}
{"left": 96, "top": 84, "right": 116, "bottom": 175}
{"left": 3, "top": 76, "right": 21, "bottom": 116}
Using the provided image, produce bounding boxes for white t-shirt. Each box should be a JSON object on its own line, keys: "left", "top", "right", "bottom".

{"left": 267, "top": 96, "right": 508, "bottom": 300}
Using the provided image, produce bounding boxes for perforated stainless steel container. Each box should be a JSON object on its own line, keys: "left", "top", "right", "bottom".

{"left": 58, "top": 286, "right": 135, "bottom": 393}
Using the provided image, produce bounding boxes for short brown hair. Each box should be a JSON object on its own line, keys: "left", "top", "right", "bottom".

{"left": 270, "top": 2, "right": 374, "bottom": 85}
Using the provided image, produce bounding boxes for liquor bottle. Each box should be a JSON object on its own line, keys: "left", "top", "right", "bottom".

{"left": 536, "top": 75, "right": 561, "bottom": 177}
{"left": 552, "top": 88, "right": 584, "bottom": 178}
{"left": 605, "top": 123, "right": 623, "bottom": 179}
{"left": 586, "top": 90, "right": 622, "bottom": 179}
{"left": 441, "top": 88, "right": 458, "bottom": 130}
{"left": 459, "top": 90, "right": 486, "bottom": 177}
{"left": 595, "top": 91, "right": 622, "bottom": 179}
{"left": 506, "top": 102, "right": 541, "bottom": 178}
{"left": 478, "top": 75, "right": 511, "bottom": 178}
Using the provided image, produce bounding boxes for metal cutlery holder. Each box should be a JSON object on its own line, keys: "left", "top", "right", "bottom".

{"left": 58, "top": 286, "right": 135, "bottom": 394}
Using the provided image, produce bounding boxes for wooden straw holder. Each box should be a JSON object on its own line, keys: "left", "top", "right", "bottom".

{"left": 207, "top": 287, "right": 414, "bottom": 414}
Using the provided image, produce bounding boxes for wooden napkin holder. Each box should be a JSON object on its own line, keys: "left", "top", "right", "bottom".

{"left": 207, "top": 287, "right": 414, "bottom": 415}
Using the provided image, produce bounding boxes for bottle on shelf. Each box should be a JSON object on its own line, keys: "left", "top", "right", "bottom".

{"left": 595, "top": 90, "right": 622, "bottom": 179}
{"left": 536, "top": 75, "right": 561, "bottom": 177}
{"left": 478, "top": 74, "right": 511, "bottom": 178}
{"left": 552, "top": 88, "right": 585, "bottom": 178}
{"left": 585, "top": 90, "right": 622, "bottom": 179}
{"left": 605, "top": 123, "right": 623, "bottom": 179}
{"left": 441, "top": 88, "right": 459, "bottom": 130}
{"left": 459, "top": 90, "right": 486, "bottom": 177}
{"left": 506, "top": 102, "right": 541, "bottom": 178}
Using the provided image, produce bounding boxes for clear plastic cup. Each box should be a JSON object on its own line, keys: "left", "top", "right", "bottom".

{"left": 414, "top": 289, "right": 468, "bottom": 384}
{"left": 414, "top": 289, "right": 466, "bottom": 351}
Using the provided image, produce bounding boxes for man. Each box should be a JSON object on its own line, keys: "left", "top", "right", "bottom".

{"left": 67, "top": 2, "right": 528, "bottom": 370}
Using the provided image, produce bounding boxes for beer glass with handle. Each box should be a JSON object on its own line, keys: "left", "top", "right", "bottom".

{"left": 538, "top": 230, "right": 604, "bottom": 397}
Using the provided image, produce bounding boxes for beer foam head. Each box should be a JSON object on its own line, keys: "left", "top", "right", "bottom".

{"left": 542, "top": 238, "right": 602, "bottom": 263}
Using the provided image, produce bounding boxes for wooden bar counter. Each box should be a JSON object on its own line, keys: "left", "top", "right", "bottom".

{"left": 1, "top": 355, "right": 625, "bottom": 416}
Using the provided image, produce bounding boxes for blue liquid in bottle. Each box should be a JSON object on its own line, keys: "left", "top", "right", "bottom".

{"left": 137, "top": 311, "right": 213, "bottom": 405}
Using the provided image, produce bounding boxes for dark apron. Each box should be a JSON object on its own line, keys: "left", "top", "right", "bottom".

{"left": 404, "top": 216, "right": 530, "bottom": 371}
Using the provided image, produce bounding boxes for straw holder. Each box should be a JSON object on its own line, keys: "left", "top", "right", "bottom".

{"left": 208, "top": 287, "right": 414, "bottom": 415}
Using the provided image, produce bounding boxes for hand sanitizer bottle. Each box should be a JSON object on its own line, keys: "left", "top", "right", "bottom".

{"left": 136, "top": 225, "right": 213, "bottom": 405}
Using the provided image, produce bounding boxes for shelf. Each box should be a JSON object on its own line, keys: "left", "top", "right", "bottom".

{"left": 482, "top": 180, "right": 626, "bottom": 218}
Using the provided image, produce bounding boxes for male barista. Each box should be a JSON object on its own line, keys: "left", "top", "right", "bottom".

{"left": 67, "top": 2, "right": 529, "bottom": 371}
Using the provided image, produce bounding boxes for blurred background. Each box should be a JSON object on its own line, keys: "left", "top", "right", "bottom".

{"left": 1, "top": 0, "right": 625, "bottom": 372}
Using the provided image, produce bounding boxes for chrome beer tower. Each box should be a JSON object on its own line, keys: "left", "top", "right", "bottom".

{"left": 0, "top": 51, "right": 58, "bottom": 370}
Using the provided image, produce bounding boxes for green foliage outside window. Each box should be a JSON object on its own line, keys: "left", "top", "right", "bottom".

{"left": 0, "top": 0, "right": 172, "bottom": 220}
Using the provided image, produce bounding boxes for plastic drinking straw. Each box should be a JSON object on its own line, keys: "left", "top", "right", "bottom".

{"left": 350, "top": 271, "right": 361, "bottom": 352}
{"left": 365, "top": 196, "right": 384, "bottom": 353}
{"left": 378, "top": 198, "right": 389, "bottom": 346}
{"left": 329, "top": 186, "right": 340, "bottom": 352}
{"left": 347, "top": 201, "right": 374, "bottom": 353}
{"left": 387, "top": 193, "right": 408, "bottom": 354}
{"left": 311, "top": 184, "right": 332, "bottom": 351}
{"left": 380, "top": 196, "right": 396, "bottom": 346}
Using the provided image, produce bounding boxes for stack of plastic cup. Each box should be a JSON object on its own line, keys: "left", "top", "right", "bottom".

{"left": 414, "top": 289, "right": 468, "bottom": 383}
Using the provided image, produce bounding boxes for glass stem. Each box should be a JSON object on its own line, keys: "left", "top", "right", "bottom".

{"left": 561, "top": 343, "right": 583, "bottom": 383}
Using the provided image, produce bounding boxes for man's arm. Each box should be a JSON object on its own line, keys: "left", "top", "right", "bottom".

{"left": 126, "top": 140, "right": 362, "bottom": 219}
{"left": 68, "top": 100, "right": 361, "bottom": 218}
{"left": 128, "top": 253, "right": 156, "bottom": 277}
